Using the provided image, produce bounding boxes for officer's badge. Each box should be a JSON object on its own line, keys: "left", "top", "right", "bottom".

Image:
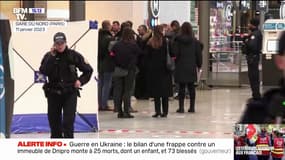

{"left": 251, "top": 35, "right": 255, "bottom": 40}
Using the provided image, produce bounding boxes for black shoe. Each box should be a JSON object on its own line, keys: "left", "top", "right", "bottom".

{"left": 188, "top": 108, "right": 195, "bottom": 113}
{"left": 176, "top": 108, "right": 184, "bottom": 113}
{"left": 161, "top": 113, "right": 167, "bottom": 118}
{"left": 117, "top": 113, "right": 124, "bottom": 118}
{"left": 152, "top": 113, "right": 161, "bottom": 118}
{"left": 123, "top": 113, "right": 134, "bottom": 118}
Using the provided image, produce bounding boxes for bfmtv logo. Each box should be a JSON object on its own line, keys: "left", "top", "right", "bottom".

{"left": 13, "top": 8, "right": 28, "bottom": 21}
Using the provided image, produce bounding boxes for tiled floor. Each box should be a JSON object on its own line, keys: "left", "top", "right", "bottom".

{"left": 11, "top": 87, "right": 251, "bottom": 139}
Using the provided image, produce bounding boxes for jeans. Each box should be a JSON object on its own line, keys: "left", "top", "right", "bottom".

{"left": 130, "top": 67, "right": 139, "bottom": 97}
{"left": 113, "top": 68, "right": 136, "bottom": 114}
{"left": 98, "top": 72, "right": 113, "bottom": 109}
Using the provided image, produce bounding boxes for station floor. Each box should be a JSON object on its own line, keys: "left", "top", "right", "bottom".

{"left": 10, "top": 87, "right": 252, "bottom": 139}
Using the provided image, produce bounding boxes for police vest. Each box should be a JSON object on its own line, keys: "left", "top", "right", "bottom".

{"left": 256, "top": 135, "right": 270, "bottom": 155}
{"left": 272, "top": 138, "right": 284, "bottom": 158}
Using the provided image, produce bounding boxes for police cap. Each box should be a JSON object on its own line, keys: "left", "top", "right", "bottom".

{"left": 53, "top": 32, "right": 66, "bottom": 43}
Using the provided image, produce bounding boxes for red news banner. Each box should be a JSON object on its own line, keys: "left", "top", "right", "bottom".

{"left": 17, "top": 141, "right": 90, "bottom": 154}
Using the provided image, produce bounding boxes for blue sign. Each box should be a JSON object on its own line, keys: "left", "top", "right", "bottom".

{"left": 89, "top": 20, "right": 98, "bottom": 30}
{"left": 263, "top": 23, "right": 276, "bottom": 30}
{"left": 29, "top": 8, "right": 45, "bottom": 14}
{"left": 151, "top": 18, "right": 155, "bottom": 27}
{"left": 277, "top": 23, "right": 285, "bottom": 30}
{"left": 0, "top": 36, "right": 5, "bottom": 138}
{"left": 34, "top": 71, "right": 46, "bottom": 83}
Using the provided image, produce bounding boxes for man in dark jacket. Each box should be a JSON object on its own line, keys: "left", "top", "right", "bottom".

{"left": 135, "top": 25, "right": 152, "bottom": 99}
{"left": 39, "top": 32, "right": 93, "bottom": 138}
{"left": 165, "top": 20, "right": 180, "bottom": 41}
{"left": 98, "top": 20, "right": 115, "bottom": 111}
{"left": 239, "top": 31, "right": 285, "bottom": 124}
{"left": 111, "top": 21, "right": 120, "bottom": 37}
{"left": 243, "top": 18, "right": 263, "bottom": 100}
{"left": 166, "top": 20, "right": 181, "bottom": 99}
{"left": 136, "top": 25, "right": 152, "bottom": 50}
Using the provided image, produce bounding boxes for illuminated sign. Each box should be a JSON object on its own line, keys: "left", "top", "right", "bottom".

{"left": 150, "top": 0, "right": 159, "bottom": 18}
{"left": 277, "top": 23, "right": 285, "bottom": 30}
{"left": 263, "top": 23, "right": 285, "bottom": 30}
{"left": 263, "top": 23, "right": 276, "bottom": 30}
{"left": 225, "top": 4, "right": 233, "bottom": 22}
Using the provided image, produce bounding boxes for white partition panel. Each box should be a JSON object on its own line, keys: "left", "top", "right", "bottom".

{"left": 10, "top": 20, "right": 99, "bottom": 133}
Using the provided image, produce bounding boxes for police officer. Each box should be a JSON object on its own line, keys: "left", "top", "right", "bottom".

{"left": 39, "top": 32, "right": 93, "bottom": 138}
{"left": 242, "top": 18, "right": 263, "bottom": 100}
{"left": 239, "top": 31, "right": 285, "bottom": 124}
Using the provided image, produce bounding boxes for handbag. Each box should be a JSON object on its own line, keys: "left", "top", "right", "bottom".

{"left": 166, "top": 38, "right": 175, "bottom": 71}
{"left": 112, "top": 66, "right": 128, "bottom": 77}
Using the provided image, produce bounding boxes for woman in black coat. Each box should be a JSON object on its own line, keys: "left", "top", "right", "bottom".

{"left": 111, "top": 28, "right": 142, "bottom": 118}
{"left": 173, "top": 22, "right": 202, "bottom": 113}
{"left": 145, "top": 25, "right": 173, "bottom": 118}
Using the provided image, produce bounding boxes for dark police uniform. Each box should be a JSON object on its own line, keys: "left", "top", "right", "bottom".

{"left": 39, "top": 46, "right": 93, "bottom": 138}
{"left": 239, "top": 28, "right": 285, "bottom": 125}
{"left": 242, "top": 26, "right": 263, "bottom": 100}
